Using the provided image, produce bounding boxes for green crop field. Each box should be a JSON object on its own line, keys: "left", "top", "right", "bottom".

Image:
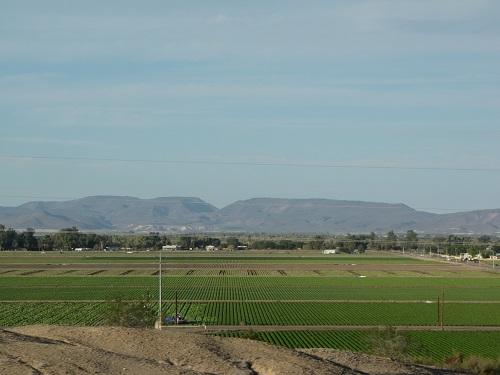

{"left": 0, "top": 250, "right": 499, "bottom": 364}
{"left": 1, "top": 275, "right": 499, "bottom": 302}
{"left": 1, "top": 301, "right": 500, "bottom": 326}
{"left": 0, "top": 252, "right": 437, "bottom": 264}
{"left": 219, "top": 330, "right": 500, "bottom": 362}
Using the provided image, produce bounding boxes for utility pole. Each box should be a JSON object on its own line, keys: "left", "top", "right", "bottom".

{"left": 157, "top": 248, "right": 162, "bottom": 330}
{"left": 440, "top": 289, "right": 445, "bottom": 331}
{"left": 437, "top": 295, "right": 440, "bottom": 327}
{"left": 175, "top": 291, "right": 178, "bottom": 325}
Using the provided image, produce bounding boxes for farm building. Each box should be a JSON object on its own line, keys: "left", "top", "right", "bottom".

{"left": 73, "top": 247, "right": 91, "bottom": 252}
{"left": 162, "top": 245, "right": 179, "bottom": 250}
{"left": 323, "top": 249, "right": 339, "bottom": 255}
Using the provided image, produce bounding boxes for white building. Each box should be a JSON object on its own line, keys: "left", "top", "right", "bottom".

{"left": 323, "top": 249, "right": 338, "bottom": 255}
{"left": 205, "top": 245, "right": 218, "bottom": 251}
{"left": 162, "top": 245, "right": 179, "bottom": 250}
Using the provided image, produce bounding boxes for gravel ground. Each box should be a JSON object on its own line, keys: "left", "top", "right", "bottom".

{"left": 0, "top": 326, "right": 467, "bottom": 375}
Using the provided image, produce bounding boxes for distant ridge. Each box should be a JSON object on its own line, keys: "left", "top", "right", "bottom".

{"left": 1, "top": 196, "right": 500, "bottom": 234}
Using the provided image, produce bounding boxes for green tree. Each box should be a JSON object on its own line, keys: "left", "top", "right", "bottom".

{"left": 369, "top": 327, "right": 410, "bottom": 361}
{"left": 478, "top": 235, "right": 491, "bottom": 243}
{"left": 23, "top": 228, "right": 38, "bottom": 250}
{"left": 178, "top": 236, "right": 193, "bottom": 250}
{"left": 226, "top": 237, "right": 240, "bottom": 250}
{"left": 54, "top": 227, "right": 81, "bottom": 250}
{"left": 106, "top": 292, "right": 157, "bottom": 328}
{"left": 145, "top": 232, "right": 162, "bottom": 250}
{"left": 0, "top": 228, "right": 17, "bottom": 250}
{"left": 385, "top": 230, "right": 398, "bottom": 250}
{"left": 405, "top": 230, "right": 418, "bottom": 250}
{"left": 41, "top": 235, "right": 55, "bottom": 251}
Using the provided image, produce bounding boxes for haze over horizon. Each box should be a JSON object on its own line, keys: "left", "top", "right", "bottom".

{"left": 2, "top": 1, "right": 500, "bottom": 212}
{"left": 2, "top": 194, "right": 500, "bottom": 214}
{"left": 2, "top": 195, "right": 500, "bottom": 233}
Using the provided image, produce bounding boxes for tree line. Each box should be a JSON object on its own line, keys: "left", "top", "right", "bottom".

{"left": 0, "top": 224, "right": 499, "bottom": 256}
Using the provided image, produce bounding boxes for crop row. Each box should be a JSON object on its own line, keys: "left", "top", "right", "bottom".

{"left": 0, "top": 303, "right": 108, "bottom": 326}
{"left": 1, "top": 276, "right": 499, "bottom": 302}
{"left": 219, "top": 330, "right": 370, "bottom": 351}
{"left": 2, "top": 275, "right": 499, "bottom": 288}
{"left": 3, "top": 269, "right": 495, "bottom": 278}
{"left": 196, "top": 302, "right": 500, "bottom": 326}
{"left": 2, "top": 302, "right": 500, "bottom": 327}
{"left": 0, "top": 255, "right": 434, "bottom": 264}
{"left": 2, "top": 285, "right": 500, "bottom": 302}
{"left": 219, "top": 330, "right": 500, "bottom": 361}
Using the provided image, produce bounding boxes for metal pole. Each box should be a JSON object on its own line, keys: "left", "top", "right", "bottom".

{"left": 158, "top": 249, "right": 162, "bottom": 329}
{"left": 437, "top": 295, "right": 440, "bottom": 327}
{"left": 175, "top": 291, "right": 178, "bottom": 325}
{"left": 441, "top": 289, "right": 444, "bottom": 331}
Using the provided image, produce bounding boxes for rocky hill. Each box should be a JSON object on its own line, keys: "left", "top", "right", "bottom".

{"left": 1, "top": 195, "right": 500, "bottom": 233}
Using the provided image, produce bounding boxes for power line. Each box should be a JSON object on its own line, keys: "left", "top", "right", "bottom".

{"left": 2, "top": 154, "right": 500, "bottom": 173}
{"left": 2, "top": 154, "right": 499, "bottom": 212}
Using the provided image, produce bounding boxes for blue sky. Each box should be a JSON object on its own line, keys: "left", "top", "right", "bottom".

{"left": 1, "top": 0, "right": 500, "bottom": 211}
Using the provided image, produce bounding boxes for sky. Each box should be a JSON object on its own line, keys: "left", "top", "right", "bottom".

{"left": 1, "top": 0, "right": 500, "bottom": 211}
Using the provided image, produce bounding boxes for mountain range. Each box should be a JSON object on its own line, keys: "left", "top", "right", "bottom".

{"left": 1, "top": 196, "right": 499, "bottom": 234}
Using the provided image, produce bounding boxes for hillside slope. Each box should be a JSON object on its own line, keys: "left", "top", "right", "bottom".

{"left": 216, "top": 198, "right": 435, "bottom": 233}
{"left": 0, "top": 326, "right": 463, "bottom": 375}
{"left": 0, "top": 196, "right": 217, "bottom": 231}
{"left": 1, "top": 195, "right": 500, "bottom": 233}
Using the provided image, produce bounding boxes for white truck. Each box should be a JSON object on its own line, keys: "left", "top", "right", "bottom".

{"left": 459, "top": 253, "right": 480, "bottom": 263}
{"left": 460, "top": 253, "right": 472, "bottom": 261}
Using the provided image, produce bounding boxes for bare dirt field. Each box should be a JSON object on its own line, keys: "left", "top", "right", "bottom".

{"left": 0, "top": 326, "right": 464, "bottom": 375}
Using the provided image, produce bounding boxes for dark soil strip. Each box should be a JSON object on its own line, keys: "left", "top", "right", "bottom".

{"left": 313, "top": 270, "right": 322, "bottom": 275}
{"left": 0, "top": 270, "right": 16, "bottom": 274}
{"left": 1, "top": 328, "right": 77, "bottom": 346}
{"left": 414, "top": 270, "right": 431, "bottom": 276}
{"left": 58, "top": 270, "right": 77, "bottom": 275}
{"left": 20, "top": 270, "right": 43, "bottom": 276}
{"left": 348, "top": 270, "right": 361, "bottom": 277}
{"left": 247, "top": 270, "right": 257, "bottom": 276}
{"left": 219, "top": 270, "right": 226, "bottom": 275}
{"left": 5, "top": 355, "right": 44, "bottom": 375}
{"left": 186, "top": 270, "right": 195, "bottom": 275}
{"left": 119, "top": 269, "right": 134, "bottom": 276}
{"left": 88, "top": 270, "right": 106, "bottom": 275}
{"left": 151, "top": 270, "right": 159, "bottom": 275}
{"left": 278, "top": 270, "right": 287, "bottom": 276}
{"left": 0, "top": 263, "right": 475, "bottom": 271}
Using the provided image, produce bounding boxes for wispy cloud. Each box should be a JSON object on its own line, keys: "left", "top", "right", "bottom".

{"left": 1, "top": 1, "right": 499, "bottom": 63}
{"left": 1, "top": 1, "right": 500, "bottom": 210}
{"left": 1, "top": 137, "right": 101, "bottom": 147}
